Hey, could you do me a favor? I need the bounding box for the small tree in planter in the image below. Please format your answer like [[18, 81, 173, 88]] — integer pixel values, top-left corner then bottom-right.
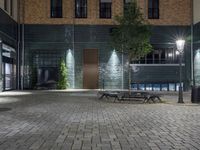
[[57, 59, 69, 89], [111, 0, 152, 93]]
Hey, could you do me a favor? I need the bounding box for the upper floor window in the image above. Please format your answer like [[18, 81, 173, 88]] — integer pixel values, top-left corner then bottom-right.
[[148, 0, 159, 19], [51, 0, 62, 18], [124, 0, 131, 14], [75, 0, 87, 18], [99, 0, 112, 19]]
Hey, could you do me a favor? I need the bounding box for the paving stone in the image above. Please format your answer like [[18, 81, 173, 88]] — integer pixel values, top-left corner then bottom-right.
[[0, 91, 199, 150]]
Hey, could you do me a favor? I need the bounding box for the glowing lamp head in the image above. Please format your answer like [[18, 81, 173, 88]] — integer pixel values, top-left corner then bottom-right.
[[176, 39, 185, 52]]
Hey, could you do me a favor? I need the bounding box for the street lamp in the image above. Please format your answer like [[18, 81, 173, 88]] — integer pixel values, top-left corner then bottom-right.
[[176, 39, 185, 103]]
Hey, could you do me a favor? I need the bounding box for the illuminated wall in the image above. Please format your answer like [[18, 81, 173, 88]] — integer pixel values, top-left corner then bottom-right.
[[66, 49, 75, 88]]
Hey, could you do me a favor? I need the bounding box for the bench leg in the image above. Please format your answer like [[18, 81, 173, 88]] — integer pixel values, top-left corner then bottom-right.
[[143, 97, 148, 103], [99, 94, 105, 100], [157, 96, 162, 102]]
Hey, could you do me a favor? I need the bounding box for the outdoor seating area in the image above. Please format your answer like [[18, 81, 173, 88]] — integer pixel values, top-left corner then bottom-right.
[[98, 90, 162, 103]]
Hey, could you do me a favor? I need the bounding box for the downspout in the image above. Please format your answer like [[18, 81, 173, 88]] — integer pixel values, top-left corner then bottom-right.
[[73, 1, 75, 89], [21, 0, 25, 90], [191, 0, 194, 87], [0, 38, 2, 92], [17, 0, 20, 90]]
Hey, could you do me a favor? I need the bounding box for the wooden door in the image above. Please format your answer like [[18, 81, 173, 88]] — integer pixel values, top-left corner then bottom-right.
[[83, 49, 98, 89]]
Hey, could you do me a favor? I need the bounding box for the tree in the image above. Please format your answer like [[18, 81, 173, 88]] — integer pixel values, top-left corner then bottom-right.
[[57, 59, 69, 89], [111, 0, 152, 92]]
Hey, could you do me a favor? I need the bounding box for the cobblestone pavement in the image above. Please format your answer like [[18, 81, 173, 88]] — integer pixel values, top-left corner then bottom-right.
[[0, 91, 200, 150]]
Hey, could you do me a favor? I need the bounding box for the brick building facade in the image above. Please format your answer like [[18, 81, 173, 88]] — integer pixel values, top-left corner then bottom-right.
[[0, 0, 195, 91]]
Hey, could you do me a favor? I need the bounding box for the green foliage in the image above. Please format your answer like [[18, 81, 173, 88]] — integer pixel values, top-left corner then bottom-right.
[[111, 0, 152, 60], [57, 59, 69, 89]]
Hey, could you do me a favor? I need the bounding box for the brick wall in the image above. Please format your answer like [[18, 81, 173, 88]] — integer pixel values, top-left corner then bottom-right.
[[20, 0, 192, 26]]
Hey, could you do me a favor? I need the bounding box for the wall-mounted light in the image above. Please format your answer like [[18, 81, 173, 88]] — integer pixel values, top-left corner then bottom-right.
[[66, 49, 75, 89], [176, 51, 180, 55], [168, 53, 173, 57], [176, 39, 185, 53]]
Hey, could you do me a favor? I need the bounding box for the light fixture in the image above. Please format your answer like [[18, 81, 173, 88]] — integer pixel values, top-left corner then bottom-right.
[[176, 39, 185, 103], [168, 53, 173, 57], [176, 51, 180, 55], [176, 39, 185, 53]]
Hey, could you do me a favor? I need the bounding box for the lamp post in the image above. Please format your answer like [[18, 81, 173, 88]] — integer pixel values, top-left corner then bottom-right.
[[176, 39, 185, 103]]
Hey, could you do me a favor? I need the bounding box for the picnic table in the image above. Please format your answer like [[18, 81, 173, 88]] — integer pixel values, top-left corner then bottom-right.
[[98, 91, 162, 103]]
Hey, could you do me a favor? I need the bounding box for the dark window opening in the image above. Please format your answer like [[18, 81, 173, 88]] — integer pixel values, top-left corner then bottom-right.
[[124, 0, 131, 14], [100, 0, 112, 19], [148, 0, 159, 19], [51, 0, 62, 18], [75, 0, 87, 18]]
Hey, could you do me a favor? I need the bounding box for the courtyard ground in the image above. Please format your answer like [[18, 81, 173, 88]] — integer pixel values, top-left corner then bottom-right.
[[0, 90, 199, 150]]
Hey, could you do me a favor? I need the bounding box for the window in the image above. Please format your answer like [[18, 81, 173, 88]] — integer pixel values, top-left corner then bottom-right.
[[169, 83, 175, 91], [161, 84, 168, 91], [148, 0, 159, 19], [100, 0, 112, 19], [51, 0, 62, 18], [153, 84, 160, 91], [75, 0, 87, 18], [138, 84, 145, 90], [124, 0, 131, 14], [146, 84, 152, 91], [133, 48, 182, 64], [132, 84, 138, 90], [4, 0, 8, 11]]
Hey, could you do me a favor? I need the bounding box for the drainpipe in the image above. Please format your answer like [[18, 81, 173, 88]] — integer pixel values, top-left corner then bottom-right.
[[191, 0, 194, 87], [17, 0, 20, 90], [0, 38, 2, 92], [73, 1, 75, 89], [21, 0, 25, 90]]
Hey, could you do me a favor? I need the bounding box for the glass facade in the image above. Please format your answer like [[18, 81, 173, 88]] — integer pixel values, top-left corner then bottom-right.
[[24, 49, 65, 89], [132, 83, 183, 91], [2, 44, 16, 90], [133, 48, 181, 64]]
